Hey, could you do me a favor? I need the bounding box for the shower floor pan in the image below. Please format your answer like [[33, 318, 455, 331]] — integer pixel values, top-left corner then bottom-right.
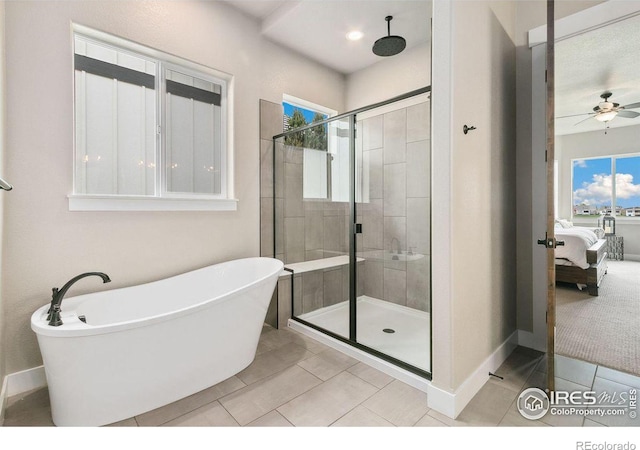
[[297, 296, 430, 372]]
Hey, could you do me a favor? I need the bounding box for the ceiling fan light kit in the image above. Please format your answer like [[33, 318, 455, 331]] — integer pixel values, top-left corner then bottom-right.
[[559, 91, 640, 129], [595, 110, 617, 122]]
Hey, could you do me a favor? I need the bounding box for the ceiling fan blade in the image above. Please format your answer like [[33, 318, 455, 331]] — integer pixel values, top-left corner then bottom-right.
[[621, 102, 640, 110], [574, 115, 595, 126], [616, 110, 640, 118], [558, 112, 593, 119]]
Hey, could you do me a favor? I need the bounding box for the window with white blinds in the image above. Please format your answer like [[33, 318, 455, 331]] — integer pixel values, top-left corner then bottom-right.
[[71, 27, 234, 211]]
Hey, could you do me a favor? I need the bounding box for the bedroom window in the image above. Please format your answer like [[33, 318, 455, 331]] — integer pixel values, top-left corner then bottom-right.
[[572, 155, 640, 218], [70, 25, 235, 211]]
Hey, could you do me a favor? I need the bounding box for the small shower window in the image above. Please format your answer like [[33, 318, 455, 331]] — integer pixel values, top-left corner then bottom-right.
[[282, 95, 339, 201], [69, 25, 235, 211]]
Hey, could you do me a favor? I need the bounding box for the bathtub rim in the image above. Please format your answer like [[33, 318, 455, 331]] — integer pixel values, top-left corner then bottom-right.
[[31, 257, 283, 338]]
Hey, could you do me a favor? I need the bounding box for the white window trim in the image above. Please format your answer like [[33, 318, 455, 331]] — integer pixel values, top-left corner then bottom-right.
[[282, 94, 337, 119], [70, 23, 236, 211], [68, 195, 238, 212]]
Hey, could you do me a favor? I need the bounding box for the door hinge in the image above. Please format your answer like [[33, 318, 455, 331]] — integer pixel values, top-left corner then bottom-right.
[[545, 70, 547, 83]]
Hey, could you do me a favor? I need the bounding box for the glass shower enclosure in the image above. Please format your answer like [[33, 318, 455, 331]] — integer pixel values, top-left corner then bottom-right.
[[272, 87, 431, 377]]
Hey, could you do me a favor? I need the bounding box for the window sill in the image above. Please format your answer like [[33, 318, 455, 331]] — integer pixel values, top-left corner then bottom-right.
[[573, 218, 640, 226], [68, 195, 238, 212]]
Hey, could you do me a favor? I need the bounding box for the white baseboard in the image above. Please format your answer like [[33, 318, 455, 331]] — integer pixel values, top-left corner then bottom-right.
[[0, 376, 7, 425], [6, 365, 47, 397], [444, 330, 519, 419]]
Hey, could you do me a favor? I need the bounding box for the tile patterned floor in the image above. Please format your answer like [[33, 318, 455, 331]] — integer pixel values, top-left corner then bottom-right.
[[3, 324, 639, 427]]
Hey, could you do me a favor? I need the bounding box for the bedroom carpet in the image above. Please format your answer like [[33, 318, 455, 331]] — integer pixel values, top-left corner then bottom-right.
[[556, 260, 640, 377]]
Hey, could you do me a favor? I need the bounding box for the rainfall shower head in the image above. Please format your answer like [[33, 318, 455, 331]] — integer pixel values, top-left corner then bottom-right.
[[372, 16, 406, 57]]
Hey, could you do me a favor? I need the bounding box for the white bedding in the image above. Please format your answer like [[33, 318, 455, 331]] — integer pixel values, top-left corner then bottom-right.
[[554, 225, 599, 269]]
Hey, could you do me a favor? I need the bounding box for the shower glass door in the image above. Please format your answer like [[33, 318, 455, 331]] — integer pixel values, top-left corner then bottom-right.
[[354, 94, 431, 372], [277, 88, 431, 377], [283, 117, 354, 341]]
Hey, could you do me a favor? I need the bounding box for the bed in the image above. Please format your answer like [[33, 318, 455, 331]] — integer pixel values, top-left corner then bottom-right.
[[554, 222, 608, 296]]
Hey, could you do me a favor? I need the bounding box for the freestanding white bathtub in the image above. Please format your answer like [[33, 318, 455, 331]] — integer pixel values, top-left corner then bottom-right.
[[31, 257, 283, 426]]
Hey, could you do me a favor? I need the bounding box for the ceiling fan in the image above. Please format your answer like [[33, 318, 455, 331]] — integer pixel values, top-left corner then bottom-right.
[[559, 92, 640, 125]]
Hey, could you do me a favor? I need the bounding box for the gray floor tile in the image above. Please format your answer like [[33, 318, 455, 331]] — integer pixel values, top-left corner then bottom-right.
[[596, 366, 640, 389], [555, 355, 598, 388], [135, 376, 246, 426], [489, 347, 544, 393], [162, 401, 239, 427], [523, 370, 548, 390], [362, 380, 429, 426], [281, 328, 331, 354], [521, 371, 587, 427], [413, 412, 449, 427], [4, 388, 53, 427], [583, 418, 606, 427], [255, 325, 290, 355], [426, 409, 457, 426], [330, 405, 395, 427], [346, 362, 395, 389], [586, 377, 640, 427], [297, 347, 359, 381], [498, 408, 550, 427], [277, 371, 378, 426], [236, 341, 316, 385], [448, 382, 517, 427], [245, 410, 293, 427], [220, 365, 322, 426], [106, 417, 139, 427]]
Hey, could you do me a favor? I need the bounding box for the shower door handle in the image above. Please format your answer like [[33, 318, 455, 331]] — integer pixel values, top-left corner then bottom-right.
[[355, 223, 363, 234]]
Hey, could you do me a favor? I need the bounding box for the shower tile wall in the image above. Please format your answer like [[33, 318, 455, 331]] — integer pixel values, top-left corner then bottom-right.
[[259, 99, 430, 327], [359, 101, 431, 312], [259, 99, 361, 327], [276, 142, 365, 317], [259, 99, 283, 328]]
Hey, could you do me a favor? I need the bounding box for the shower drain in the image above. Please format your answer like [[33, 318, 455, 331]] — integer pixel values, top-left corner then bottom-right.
[[382, 328, 395, 334]]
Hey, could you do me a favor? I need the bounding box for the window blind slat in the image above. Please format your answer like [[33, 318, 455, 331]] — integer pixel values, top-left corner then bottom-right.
[[75, 54, 155, 89]]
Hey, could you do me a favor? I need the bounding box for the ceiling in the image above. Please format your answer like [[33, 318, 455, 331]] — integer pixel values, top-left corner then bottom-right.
[[555, 12, 640, 135], [223, 0, 432, 75]]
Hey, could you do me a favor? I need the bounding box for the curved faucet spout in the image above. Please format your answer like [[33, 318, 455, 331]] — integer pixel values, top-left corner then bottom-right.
[[47, 272, 111, 326]]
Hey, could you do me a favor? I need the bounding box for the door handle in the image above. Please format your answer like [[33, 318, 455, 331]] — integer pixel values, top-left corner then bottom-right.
[[537, 233, 563, 248]]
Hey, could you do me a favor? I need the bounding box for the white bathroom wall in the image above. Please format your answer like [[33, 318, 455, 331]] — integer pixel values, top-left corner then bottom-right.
[[2, 0, 345, 375], [0, 0, 6, 423], [345, 42, 431, 111], [448, 0, 517, 390]]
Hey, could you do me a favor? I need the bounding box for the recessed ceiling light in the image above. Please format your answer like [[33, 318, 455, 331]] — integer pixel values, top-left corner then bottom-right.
[[346, 31, 364, 41]]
